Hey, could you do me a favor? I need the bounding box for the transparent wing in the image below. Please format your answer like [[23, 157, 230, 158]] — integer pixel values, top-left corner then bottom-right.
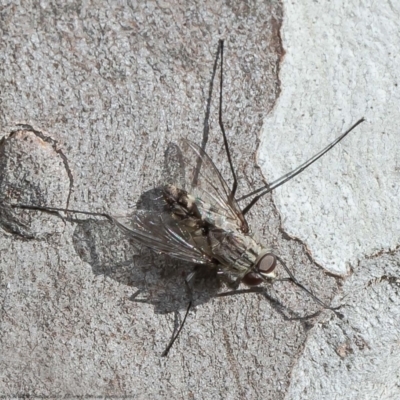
[[178, 140, 248, 232], [112, 188, 213, 265], [113, 211, 212, 265], [112, 140, 248, 264]]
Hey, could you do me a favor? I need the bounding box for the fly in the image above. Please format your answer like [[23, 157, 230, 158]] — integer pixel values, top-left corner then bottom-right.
[[10, 40, 365, 356]]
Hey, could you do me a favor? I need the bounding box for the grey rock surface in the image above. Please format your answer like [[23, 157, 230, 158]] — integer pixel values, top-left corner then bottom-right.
[[260, 2, 400, 399], [0, 1, 398, 399]]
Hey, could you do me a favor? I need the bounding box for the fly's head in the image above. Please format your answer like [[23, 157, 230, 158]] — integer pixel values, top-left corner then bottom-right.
[[242, 252, 277, 287]]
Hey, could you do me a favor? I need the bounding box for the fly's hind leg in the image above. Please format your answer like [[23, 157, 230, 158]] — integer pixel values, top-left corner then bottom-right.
[[161, 266, 198, 357]]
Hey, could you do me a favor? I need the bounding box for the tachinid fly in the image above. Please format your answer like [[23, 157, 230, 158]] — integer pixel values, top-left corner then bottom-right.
[[11, 40, 364, 356]]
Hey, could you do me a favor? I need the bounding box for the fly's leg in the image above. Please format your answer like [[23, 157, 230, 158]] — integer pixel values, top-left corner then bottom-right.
[[240, 118, 365, 215], [217, 40, 238, 203], [274, 256, 343, 317], [192, 39, 220, 187], [214, 287, 336, 321], [161, 268, 197, 357], [272, 277, 344, 320], [214, 257, 345, 322], [194, 39, 239, 202], [214, 256, 343, 320], [217, 270, 242, 290]]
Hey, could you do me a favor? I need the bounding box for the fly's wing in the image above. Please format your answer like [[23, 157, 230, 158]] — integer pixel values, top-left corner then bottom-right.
[[112, 195, 213, 265], [112, 140, 248, 264], [179, 140, 248, 233], [113, 209, 212, 265]]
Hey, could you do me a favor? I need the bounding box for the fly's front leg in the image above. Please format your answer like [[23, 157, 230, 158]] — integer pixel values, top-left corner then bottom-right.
[[184, 267, 199, 302], [216, 270, 242, 290]]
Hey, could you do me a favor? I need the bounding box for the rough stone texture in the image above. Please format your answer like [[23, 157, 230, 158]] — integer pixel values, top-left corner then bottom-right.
[[259, 0, 400, 276], [258, 1, 400, 399], [0, 1, 398, 399], [0, 128, 71, 238], [287, 252, 400, 399]]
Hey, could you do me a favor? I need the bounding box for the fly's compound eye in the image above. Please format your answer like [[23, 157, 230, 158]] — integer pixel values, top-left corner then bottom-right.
[[257, 253, 277, 278], [242, 253, 277, 287]]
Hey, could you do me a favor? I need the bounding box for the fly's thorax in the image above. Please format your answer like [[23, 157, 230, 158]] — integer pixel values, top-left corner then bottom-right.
[[163, 184, 201, 220], [162, 184, 237, 232], [161, 184, 214, 258], [207, 230, 268, 277]]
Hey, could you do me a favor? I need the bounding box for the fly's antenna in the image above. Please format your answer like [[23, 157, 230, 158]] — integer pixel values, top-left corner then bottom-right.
[[240, 118, 365, 215], [217, 39, 239, 203]]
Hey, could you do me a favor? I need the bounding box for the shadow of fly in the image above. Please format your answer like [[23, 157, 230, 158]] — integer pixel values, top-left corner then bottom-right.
[[12, 40, 364, 356]]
